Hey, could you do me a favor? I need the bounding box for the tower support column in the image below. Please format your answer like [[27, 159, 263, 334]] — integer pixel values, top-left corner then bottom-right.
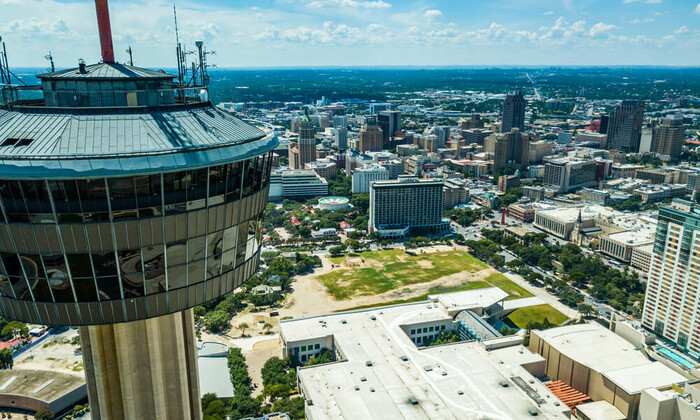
[[79, 309, 202, 420]]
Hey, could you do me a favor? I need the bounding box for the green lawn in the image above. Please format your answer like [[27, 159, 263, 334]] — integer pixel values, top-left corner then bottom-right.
[[322, 249, 486, 300], [505, 304, 568, 329]]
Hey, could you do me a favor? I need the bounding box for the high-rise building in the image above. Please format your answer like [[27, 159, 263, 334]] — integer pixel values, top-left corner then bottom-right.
[[0, 2, 277, 418], [484, 130, 531, 174], [332, 115, 348, 129], [543, 158, 598, 192], [650, 114, 684, 158], [289, 142, 300, 169], [606, 100, 645, 152], [599, 115, 610, 135], [460, 114, 485, 130], [269, 169, 329, 201], [369, 103, 392, 114], [528, 141, 554, 164], [427, 126, 449, 149], [642, 199, 700, 360], [369, 178, 446, 237], [377, 110, 401, 147], [335, 127, 348, 150], [501, 89, 526, 133], [351, 164, 389, 194], [358, 117, 384, 153], [297, 115, 317, 168], [462, 128, 492, 146]]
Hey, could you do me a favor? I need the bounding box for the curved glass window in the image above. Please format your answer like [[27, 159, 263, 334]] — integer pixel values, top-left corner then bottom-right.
[[0, 153, 273, 225]]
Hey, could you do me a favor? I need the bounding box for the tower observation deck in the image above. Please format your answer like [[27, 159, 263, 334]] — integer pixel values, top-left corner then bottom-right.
[[0, 1, 278, 419]]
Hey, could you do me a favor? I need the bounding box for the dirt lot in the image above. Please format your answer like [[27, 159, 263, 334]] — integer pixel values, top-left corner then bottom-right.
[[14, 328, 84, 376]]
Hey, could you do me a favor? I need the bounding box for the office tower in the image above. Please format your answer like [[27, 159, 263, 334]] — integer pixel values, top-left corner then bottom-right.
[[351, 164, 389, 194], [642, 199, 700, 360], [297, 115, 317, 167], [289, 142, 300, 169], [574, 132, 607, 148], [501, 89, 526, 133], [650, 114, 685, 158], [358, 117, 384, 153], [369, 103, 392, 114], [369, 178, 445, 237], [606, 100, 645, 152], [599, 115, 610, 135], [377, 110, 401, 147], [0, 2, 277, 418], [462, 128, 492, 146], [484, 130, 531, 174], [332, 115, 348, 129], [460, 114, 485, 130], [269, 169, 329, 201], [335, 127, 348, 150], [542, 158, 597, 192], [528, 141, 554, 164], [426, 126, 449, 149]]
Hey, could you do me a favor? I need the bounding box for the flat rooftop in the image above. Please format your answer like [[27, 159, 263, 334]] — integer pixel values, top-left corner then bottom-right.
[[575, 401, 625, 420], [198, 342, 235, 400], [430, 287, 508, 313], [605, 230, 654, 247], [535, 205, 619, 223], [281, 293, 571, 419], [535, 324, 685, 394], [0, 369, 84, 403]]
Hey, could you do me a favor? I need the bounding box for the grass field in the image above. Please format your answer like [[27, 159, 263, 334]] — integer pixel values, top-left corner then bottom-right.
[[505, 304, 568, 329], [321, 249, 532, 303], [322, 249, 486, 300]]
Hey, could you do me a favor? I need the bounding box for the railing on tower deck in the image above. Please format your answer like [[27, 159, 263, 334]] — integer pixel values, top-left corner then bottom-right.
[[1, 84, 213, 109]]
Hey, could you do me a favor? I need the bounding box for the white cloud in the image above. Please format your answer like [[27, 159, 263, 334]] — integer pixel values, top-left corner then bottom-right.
[[623, 0, 662, 3], [674, 26, 689, 34], [423, 9, 442, 20], [695, 3, 700, 13], [629, 18, 654, 23], [304, 0, 391, 9], [543, 11, 554, 15], [589, 22, 616, 37]]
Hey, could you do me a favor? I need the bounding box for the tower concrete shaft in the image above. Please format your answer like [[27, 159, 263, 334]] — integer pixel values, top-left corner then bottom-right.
[[79, 309, 202, 420]]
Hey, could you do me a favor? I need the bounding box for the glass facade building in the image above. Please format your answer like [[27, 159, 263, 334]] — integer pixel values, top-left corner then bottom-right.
[[0, 63, 278, 326]]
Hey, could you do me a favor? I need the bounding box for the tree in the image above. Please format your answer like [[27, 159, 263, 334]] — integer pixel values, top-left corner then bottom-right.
[[35, 408, 54, 420], [203, 310, 230, 333], [228, 394, 261, 419], [350, 193, 370, 214], [578, 303, 595, 318], [0, 349, 13, 370], [345, 238, 360, 251], [305, 348, 334, 366], [272, 397, 305, 420], [1, 321, 27, 339], [329, 245, 346, 257], [489, 254, 505, 269], [263, 323, 273, 334], [237, 323, 250, 337]]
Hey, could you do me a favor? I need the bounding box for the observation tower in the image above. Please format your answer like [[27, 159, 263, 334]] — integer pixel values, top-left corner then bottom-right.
[[0, 1, 277, 418]]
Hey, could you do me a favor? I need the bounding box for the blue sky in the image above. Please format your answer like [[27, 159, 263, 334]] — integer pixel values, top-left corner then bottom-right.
[[1, 0, 699, 68]]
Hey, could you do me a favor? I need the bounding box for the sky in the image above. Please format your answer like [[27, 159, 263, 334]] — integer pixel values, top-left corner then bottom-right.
[[1, 0, 699, 68]]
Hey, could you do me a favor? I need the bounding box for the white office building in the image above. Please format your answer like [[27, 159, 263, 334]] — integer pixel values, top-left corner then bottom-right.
[[269, 169, 328, 201], [352, 164, 389, 194]]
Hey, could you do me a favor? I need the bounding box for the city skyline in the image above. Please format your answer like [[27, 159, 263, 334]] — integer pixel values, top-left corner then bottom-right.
[[2, 0, 700, 68]]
